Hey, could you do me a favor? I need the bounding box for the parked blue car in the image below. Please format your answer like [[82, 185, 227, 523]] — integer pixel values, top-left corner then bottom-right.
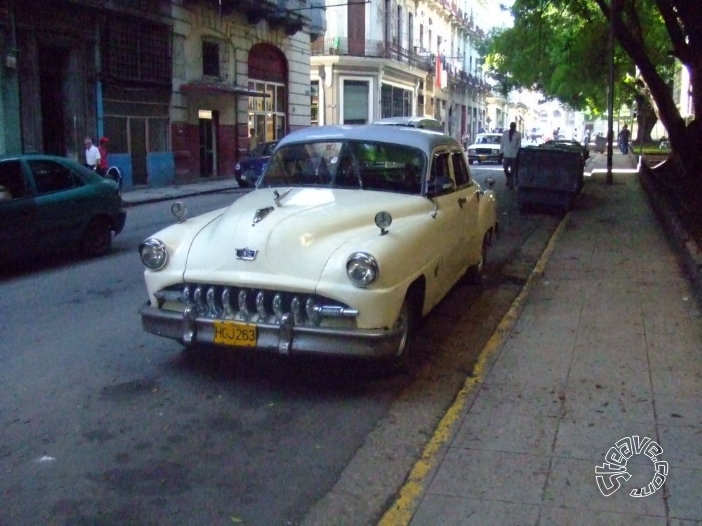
[[234, 141, 279, 188]]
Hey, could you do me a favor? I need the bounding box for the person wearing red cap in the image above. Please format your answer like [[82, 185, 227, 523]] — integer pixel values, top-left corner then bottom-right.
[[97, 137, 109, 176]]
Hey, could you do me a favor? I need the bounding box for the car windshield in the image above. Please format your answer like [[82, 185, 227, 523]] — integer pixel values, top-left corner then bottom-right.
[[250, 142, 277, 157], [476, 135, 500, 144], [260, 140, 426, 194]]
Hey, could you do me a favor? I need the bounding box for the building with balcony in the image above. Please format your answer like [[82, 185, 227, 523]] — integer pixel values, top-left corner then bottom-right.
[[310, 0, 496, 142]]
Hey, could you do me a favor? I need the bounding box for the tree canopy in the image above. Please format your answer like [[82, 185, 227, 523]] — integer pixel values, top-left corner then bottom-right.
[[484, 0, 700, 178]]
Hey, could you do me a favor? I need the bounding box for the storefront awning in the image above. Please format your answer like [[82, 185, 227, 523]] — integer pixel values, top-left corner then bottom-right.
[[180, 82, 270, 97]]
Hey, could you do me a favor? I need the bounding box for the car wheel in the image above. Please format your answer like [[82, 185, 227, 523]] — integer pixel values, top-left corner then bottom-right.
[[466, 234, 488, 284], [81, 217, 112, 257], [387, 289, 421, 372], [468, 159, 474, 165]]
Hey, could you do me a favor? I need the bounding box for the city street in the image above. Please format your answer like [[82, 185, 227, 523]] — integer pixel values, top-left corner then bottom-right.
[[0, 165, 564, 525]]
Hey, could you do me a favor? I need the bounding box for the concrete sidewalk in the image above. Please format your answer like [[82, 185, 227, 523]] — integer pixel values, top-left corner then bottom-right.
[[120, 176, 242, 206], [381, 152, 702, 525]]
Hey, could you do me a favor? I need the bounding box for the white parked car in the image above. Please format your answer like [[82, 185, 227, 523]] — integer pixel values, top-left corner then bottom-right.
[[466, 133, 503, 164], [139, 126, 498, 368]]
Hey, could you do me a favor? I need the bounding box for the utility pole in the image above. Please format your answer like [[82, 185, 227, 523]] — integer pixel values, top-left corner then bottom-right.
[[606, 0, 617, 185]]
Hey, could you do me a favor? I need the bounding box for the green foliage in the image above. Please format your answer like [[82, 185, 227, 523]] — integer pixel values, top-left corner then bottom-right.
[[484, 0, 675, 114]]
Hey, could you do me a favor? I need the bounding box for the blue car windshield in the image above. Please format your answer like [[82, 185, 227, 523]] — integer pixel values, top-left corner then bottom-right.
[[259, 140, 426, 195], [250, 142, 277, 157]]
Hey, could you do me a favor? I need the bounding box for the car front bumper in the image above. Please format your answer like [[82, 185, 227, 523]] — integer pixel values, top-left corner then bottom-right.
[[468, 152, 501, 162], [140, 302, 405, 358]]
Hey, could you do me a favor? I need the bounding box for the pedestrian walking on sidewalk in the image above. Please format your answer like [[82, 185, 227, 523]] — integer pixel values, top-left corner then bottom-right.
[[618, 124, 631, 154], [248, 128, 259, 153], [500, 122, 521, 189], [83, 137, 101, 172], [97, 136, 109, 176]]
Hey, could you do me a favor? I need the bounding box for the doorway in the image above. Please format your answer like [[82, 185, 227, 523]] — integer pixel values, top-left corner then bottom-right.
[[199, 110, 217, 177], [130, 118, 147, 185], [38, 46, 69, 156]]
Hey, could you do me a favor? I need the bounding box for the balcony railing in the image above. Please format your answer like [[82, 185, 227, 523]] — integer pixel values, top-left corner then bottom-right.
[[312, 37, 492, 95], [311, 37, 435, 73]]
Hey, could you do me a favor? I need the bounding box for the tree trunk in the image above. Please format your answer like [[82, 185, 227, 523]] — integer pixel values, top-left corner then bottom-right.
[[593, 0, 701, 181], [634, 98, 657, 144], [676, 119, 702, 183]]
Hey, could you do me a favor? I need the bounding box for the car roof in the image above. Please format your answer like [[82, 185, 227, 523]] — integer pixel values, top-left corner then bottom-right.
[[372, 116, 443, 130], [0, 153, 78, 163], [277, 125, 457, 151]]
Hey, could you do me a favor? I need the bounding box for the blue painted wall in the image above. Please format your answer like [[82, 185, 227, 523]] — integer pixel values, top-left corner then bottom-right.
[[107, 154, 133, 188], [147, 152, 175, 187]]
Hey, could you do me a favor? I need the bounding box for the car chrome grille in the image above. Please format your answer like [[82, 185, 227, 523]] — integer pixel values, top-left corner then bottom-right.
[[154, 284, 358, 327]]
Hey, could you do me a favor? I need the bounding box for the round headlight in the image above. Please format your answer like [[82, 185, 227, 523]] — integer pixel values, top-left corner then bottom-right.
[[346, 252, 379, 288], [139, 238, 168, 270]]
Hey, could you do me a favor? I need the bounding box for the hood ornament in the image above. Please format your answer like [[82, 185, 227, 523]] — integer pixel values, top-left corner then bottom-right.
[[253, 206, 274, 225], [272, 187, 292, 207]]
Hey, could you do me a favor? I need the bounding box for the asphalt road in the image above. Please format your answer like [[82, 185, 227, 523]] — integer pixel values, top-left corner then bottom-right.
[[0, 166, 562, 526]]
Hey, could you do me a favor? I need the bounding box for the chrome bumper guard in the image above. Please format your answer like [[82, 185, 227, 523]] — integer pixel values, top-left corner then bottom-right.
[[140, 303, 405, 358]]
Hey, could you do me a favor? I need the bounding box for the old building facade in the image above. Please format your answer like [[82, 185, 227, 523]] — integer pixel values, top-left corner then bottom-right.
[[0, 0, 324, 187], [170, 0, 324, 182], [310, 0, 495, 143]]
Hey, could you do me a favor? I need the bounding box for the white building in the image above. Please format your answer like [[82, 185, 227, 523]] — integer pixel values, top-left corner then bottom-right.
[[311, 0, 503, 142]]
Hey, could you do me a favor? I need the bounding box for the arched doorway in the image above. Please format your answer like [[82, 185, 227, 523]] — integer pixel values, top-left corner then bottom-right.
[[247, 44, 288, 149]]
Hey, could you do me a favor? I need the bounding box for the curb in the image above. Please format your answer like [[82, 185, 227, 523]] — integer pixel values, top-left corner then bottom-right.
[[377, 209, 573, 525], [121, 181, 243, 207]]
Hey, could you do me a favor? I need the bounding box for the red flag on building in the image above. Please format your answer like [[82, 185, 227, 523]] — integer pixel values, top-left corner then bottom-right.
[[435, 54, 442, 89]]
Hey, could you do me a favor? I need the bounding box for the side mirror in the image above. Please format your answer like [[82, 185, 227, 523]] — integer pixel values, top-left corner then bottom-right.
[[485, 177, 496, 190], [427, 176, 454, 195]]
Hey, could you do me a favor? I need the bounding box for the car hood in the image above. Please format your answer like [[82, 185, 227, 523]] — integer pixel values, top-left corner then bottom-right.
[[238, 156, 269, 168], [183, 187, 426, 288]]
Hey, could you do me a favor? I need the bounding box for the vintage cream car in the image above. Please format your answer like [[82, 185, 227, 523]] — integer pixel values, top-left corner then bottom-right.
[[139, 125, 498, 367]]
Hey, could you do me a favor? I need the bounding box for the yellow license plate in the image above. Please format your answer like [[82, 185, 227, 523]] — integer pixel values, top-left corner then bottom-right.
[[213, 320, 257, 347], [479, 155, 487, 160]]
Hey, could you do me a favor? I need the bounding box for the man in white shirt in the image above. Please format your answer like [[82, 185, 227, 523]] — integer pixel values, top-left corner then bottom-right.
[[500, 122, 521, 189], [84, 137, 101, 170]]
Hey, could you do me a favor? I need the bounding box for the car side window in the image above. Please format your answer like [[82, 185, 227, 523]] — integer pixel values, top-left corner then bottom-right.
[[451, 151, 471, 187], [0, 160, 27, 199], [28, 160, 83, 195], [429, 152, 454, 195]]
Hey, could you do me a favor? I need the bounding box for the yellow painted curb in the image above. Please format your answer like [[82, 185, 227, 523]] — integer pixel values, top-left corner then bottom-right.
[[378, 211, 572, 526]]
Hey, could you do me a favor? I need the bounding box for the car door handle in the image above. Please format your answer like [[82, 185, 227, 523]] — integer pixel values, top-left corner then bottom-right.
[[458, 197, 467, 208], [476, 189, 484, 201]]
